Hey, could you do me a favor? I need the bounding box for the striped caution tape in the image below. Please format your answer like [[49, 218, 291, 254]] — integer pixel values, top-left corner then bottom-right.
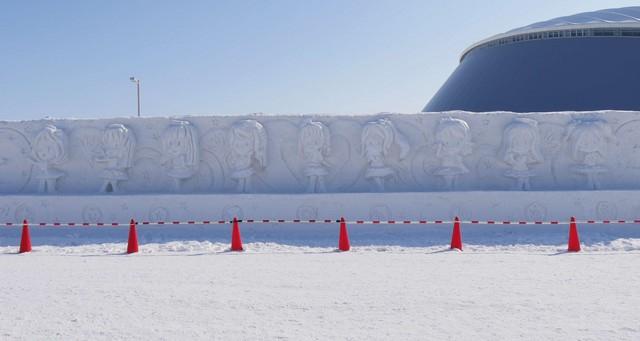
[[3, 218, 640, 227]]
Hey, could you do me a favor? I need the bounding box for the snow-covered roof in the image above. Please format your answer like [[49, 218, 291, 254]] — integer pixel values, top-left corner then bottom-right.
[[507, 6, 640, 34], [461, 7, 640, 61]]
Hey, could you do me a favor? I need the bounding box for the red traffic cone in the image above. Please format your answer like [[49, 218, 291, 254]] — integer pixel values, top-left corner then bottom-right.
[[338, 217, 350, 251], [450, 216, 462, 251], [567, 216, 581, 252], [19, 219, 32, 254], [231, 217, 243, 251], [127, 219, 139, 254]]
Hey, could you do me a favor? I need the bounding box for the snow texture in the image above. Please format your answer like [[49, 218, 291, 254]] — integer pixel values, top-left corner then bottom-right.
[[0, 190, 638, 225], [2, 222, 640, 340], [2, 111, 640, 339], [1, 241, 640, 340], [3, 111, 640, 222], [3, 111, 640, 195]]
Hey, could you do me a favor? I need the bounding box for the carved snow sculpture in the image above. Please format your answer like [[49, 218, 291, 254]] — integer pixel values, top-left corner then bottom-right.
[[298, 119, 331, 193], [361, 118, 409, 192], [433, 117, 472, 190], [95, 124, 136, 193], [228, 119, 267, 193], [501, 118, 543, 190], [29, 125, 67, 193], [565, 119, 613, 190], [161, 120, 200, 191]]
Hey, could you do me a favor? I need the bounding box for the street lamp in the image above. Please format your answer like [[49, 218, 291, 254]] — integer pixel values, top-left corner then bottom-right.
[[129, 76, 141, 117]]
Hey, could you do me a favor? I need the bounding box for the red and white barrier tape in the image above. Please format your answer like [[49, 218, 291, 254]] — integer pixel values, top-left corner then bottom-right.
[[3, 218, 640, 227]]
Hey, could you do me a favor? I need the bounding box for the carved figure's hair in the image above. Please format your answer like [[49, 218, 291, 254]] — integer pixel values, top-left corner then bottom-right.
[[435, 117, 472, 155], [32, 125, 67, 164], [163, 120, 199, 167], [565, 119, 614, 160], [502, 118, 543, 163], [298, 119, 330, 156], [230, 119, 267, 168], [103, 124, 136, 168], [361, 118, 410, 159]]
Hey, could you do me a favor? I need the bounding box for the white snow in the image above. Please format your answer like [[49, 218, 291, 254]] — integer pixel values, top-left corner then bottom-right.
[[5, 110, 640, 197], [2, 223, 640, 340], [5, 111, 640, 227]]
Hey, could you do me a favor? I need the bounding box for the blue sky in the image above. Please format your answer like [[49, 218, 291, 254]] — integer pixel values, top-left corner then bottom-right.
[[1, 0, 638, 119]]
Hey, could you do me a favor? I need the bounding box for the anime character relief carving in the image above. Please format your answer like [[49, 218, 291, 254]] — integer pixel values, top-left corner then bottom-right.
[[94, 124, 136, 193], [565, 119, 613, 189], [5, 113, 638, 195], [298, 119, 331, 193], [433, 118, 472, 190], [161, 120, 200, 191], [228, 120, 267, 193], [501, 118, 543, 190], [30, 125, 67, 193], [361, 118, 409, 192]]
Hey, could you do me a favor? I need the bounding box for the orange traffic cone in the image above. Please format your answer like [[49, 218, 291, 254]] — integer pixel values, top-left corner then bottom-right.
[[450, 216, 462, 251], [231, 217, 243, 251], [19, 219, 32, 254], [338, 217, 350, 251], [127, 219, 139, 254], [567, 216, 581, 252]]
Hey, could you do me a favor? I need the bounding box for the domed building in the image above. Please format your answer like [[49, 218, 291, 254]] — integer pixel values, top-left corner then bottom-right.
[[424, 7, 640, 113]]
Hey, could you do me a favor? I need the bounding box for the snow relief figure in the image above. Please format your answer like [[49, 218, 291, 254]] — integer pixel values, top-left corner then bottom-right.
[[565, 119, 613, 190], [501, 118, 543, 190], [228, 120, 267, 193], [434, 117, 472, 190], [29, 125, 67, 193], [361, 118, 409, 192], [95, 124, 136, 193], [161, 120, 200, 191], [298, 119, 331, 193]]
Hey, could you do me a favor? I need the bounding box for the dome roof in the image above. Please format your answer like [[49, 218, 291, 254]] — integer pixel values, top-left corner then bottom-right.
[[508, 6, 640, 34], [423, 7, 640, 113], [461, 7, 640, 61]]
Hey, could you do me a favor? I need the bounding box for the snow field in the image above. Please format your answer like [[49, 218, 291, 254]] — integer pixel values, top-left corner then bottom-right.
[[1, 248, 640, 340], [1, 223, 640, 340], [2, 221, 640, 252]]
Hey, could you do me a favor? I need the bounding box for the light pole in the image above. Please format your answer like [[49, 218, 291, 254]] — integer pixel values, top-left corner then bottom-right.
[[129, 76, 141, 117]]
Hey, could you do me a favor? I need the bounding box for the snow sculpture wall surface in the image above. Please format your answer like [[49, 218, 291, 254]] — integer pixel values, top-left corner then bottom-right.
[[0, 191, 637, 223], [162, 120, 200, 191], [501, 118, 543, 190], [228, 119, 267, 193], [361, 118, 409, 192], [95, 123, 136, 193], [30, 124, 67, 193], [2, 110, 640, 195], [299, 119, 331, 193]]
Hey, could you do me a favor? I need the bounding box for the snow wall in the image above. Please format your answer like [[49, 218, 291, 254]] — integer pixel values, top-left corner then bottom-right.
[[1, 110, 640, 222]]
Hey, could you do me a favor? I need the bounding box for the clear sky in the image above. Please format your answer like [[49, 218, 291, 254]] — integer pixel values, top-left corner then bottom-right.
[[1, 0, 638, 120]]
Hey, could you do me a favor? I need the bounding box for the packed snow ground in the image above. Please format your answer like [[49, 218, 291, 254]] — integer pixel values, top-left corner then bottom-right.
[[1, 224, 640, 340]]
